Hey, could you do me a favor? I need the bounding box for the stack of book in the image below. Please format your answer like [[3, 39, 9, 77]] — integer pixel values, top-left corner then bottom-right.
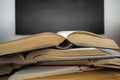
[[0, 30, 120, 80]]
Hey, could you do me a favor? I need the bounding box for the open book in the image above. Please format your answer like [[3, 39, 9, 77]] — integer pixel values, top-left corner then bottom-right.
[[0, 48, 115, 65], [0, 31, 119, 56], [8, 66, 100, 80]]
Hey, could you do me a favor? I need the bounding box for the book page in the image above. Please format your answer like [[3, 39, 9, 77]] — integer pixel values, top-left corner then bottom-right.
[[57, 31, 76, 38], [8, 66, 79, 80]]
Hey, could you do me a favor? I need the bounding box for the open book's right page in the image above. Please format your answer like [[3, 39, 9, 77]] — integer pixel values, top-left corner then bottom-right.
[[66, 31, 119, 49]]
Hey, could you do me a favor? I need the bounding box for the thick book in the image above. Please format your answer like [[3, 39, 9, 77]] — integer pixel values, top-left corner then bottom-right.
[[1, 69, 120, 80], [8, 66, 100, 80], [9, 69, 120, 80], [0, 31, 119, 56], [0, 48, 114, 65]]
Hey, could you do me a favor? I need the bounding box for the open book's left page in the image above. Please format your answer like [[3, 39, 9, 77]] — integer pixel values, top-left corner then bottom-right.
[[0, 32, 65, 56]]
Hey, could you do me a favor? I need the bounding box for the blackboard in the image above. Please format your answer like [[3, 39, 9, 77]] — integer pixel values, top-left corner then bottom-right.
[[16, 0, 104, 34]]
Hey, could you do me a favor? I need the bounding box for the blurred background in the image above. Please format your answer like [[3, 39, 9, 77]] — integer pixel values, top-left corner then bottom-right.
[[0, 0, 120, 46]]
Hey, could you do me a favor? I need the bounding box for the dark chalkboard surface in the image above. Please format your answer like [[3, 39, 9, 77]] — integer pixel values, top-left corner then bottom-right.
[[16, 0, 104, 34]]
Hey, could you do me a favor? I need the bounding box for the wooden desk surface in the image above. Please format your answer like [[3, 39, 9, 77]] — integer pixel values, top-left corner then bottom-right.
[[1, 69, 120, 80]]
